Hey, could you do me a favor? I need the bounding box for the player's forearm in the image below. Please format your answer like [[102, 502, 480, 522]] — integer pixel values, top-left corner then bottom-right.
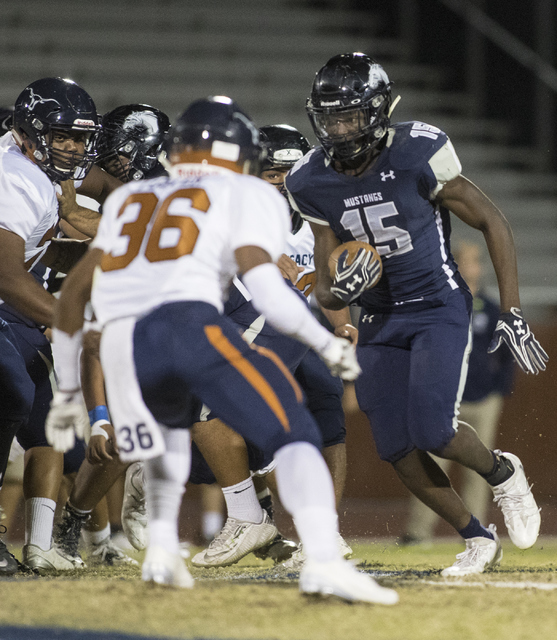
[[319, 305, 353, 330], [80, 333, 107, 411], [314, 280, 348, 310], [481, 217, 521, 312], [0, 275, 54, 326], [60, 206, 100, 239]]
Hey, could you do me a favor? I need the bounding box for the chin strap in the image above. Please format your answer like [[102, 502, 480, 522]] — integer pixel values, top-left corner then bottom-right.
[[389, 95, 401, 117]]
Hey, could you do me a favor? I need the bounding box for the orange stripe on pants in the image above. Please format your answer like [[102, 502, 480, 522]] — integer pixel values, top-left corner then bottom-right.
[[204, 325, 291, 432], [252, 344, 304, 404]]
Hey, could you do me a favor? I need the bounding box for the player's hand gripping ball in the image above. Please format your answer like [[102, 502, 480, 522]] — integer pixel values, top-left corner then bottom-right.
[[328, 241, 382, 303]]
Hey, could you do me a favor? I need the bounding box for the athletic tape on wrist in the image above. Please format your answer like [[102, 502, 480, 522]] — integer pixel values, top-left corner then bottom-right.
[[90, 421, 110, 440]]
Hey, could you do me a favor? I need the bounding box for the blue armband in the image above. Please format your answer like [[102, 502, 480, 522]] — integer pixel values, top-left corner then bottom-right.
[[88, 405, 110, 426]]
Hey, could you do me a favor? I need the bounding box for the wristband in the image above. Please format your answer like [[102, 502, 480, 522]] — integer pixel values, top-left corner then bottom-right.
[[88, 405, 109, 425], [90, 423, 109, 439]]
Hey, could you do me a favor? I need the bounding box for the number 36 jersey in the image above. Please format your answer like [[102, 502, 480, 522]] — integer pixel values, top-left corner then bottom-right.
[[91, 165, 291, 327], [285, 121, 469, 313]]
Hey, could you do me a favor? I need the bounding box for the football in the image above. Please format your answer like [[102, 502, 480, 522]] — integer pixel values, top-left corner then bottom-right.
[[328, 240, 383, 287]]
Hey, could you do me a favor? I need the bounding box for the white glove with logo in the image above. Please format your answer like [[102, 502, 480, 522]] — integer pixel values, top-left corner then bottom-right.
[[318, 336, 362, 381], [45, 389, 89, 452]]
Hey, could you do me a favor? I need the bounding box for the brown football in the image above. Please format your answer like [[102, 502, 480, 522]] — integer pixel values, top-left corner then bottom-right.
[[328, 240, 383, 288]]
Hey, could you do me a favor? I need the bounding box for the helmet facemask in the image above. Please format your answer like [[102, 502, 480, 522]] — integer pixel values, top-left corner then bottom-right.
[[24, 124, 99, 182], [96, 105, 171, 182], [307, 88, 391, 169]]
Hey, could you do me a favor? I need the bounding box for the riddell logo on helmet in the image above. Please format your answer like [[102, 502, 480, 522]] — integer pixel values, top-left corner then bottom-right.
[[320, 100, 341, 106], [73, 119, 96, 127]]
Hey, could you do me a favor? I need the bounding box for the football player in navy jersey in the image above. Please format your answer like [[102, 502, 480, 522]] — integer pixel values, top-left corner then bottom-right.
[[285, 52, 548, 576]]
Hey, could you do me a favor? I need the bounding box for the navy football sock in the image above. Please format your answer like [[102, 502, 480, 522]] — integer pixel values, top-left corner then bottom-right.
[[458, 515, 494, 540]]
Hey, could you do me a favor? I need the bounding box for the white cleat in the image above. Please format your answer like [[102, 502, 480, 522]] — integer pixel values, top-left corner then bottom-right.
[[88, 535, 139, 566], [337, 534, 353, 559], [191, 513, 278, 568], [142, 545, 194, 588], [491, 451, 541, 549], [23, 543, 86, 574], [441, 525, 503, 577], [122, 462, 148, 551], [281, 535, 352, 571], [300, 558, 399, 605]]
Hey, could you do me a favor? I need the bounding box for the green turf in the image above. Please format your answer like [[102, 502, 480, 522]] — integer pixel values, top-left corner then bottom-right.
[[1, 538, 556, 640]]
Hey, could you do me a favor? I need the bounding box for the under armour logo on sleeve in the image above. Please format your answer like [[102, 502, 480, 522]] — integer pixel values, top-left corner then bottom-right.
[[380, 171, 395, 181]]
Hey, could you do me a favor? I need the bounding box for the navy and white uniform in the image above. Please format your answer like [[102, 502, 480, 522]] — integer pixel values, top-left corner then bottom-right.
[[286, 121, 471, 463], [0, 133, 59, 485], [0, 133, 87, 479], [90, 163, 322, 463]]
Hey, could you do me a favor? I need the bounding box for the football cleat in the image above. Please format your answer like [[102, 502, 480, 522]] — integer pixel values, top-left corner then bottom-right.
[[337, 533, 353, 559], [491, 451, 541, 549], [300, 558, 399, 605], [122, 462, 149, 551], [54, 502, 89, 559], [253, 533, 298, 564], [0, 536, 19, 576], [22, 543, 86, 574], [88, 535, 139, 566], [281, 535, 352, 571], [441, 525, 502, 577], [142, 545, 194, 588], [281, 545, 305, 571], [191, 513, 278, 568]]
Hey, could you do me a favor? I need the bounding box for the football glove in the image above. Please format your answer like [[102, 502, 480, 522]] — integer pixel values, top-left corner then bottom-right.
[[319, 336, 362, 381], [45, 389, 89, 452], [488, 307, 548, 374], [330, 248, 381, 304]]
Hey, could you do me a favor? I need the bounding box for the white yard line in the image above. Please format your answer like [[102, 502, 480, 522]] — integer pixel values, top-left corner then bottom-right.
[[421, 580, 557, 590]]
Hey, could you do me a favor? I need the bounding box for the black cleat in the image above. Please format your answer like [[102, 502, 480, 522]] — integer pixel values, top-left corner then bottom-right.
[[253, 533, 298, 564], [0, 532, 19, 576], [54, 502, 89, 560]]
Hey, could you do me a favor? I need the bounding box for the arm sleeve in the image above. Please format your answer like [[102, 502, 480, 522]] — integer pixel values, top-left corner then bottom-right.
[[242, 262, 334, 354]]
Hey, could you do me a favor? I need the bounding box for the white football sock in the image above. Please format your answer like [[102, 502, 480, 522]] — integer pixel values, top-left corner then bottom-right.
[[25, 497, 56, 551], [222, 477, 264, 524], [202, 511, 225, 540], [144, 426, 191, 555], [82, 523, 111, 547], [274, 442, 339, 563]]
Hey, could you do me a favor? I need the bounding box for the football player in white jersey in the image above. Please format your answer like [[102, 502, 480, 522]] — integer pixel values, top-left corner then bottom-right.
[[0, 77, 104, 574], [45, 96, 398, 604], [189, 124, 356, 569]]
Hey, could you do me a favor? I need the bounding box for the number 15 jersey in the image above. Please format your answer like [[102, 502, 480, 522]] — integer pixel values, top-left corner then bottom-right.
[[285, 121, 469, 313], [91, 164, 291, 328]]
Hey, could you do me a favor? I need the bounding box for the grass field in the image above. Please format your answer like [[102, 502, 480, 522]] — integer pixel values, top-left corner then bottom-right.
[[1, 537, 557, 640]]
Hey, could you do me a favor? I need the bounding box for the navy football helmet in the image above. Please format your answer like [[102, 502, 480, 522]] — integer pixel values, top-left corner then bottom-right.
[[306, 53, 392, 168], [0, 106, 13, 137], [12, 77, 100, 181], [259, 124, 311, 171], [97, 104, 171, 182], [259, 124, 311, 232], [164, 96, 263, 175]]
